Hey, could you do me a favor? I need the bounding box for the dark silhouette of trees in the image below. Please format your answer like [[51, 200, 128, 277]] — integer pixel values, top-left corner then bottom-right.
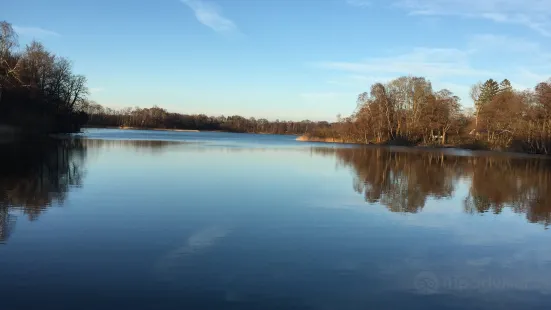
[[316, 147, 551, 227], [0, 21, 88, 135]]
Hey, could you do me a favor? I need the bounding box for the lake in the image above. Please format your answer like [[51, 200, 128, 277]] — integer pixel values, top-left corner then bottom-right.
[[1, 128, 550, 310]]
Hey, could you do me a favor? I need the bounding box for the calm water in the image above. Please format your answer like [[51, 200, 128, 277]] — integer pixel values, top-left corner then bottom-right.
[[1, 129, 551, 310]]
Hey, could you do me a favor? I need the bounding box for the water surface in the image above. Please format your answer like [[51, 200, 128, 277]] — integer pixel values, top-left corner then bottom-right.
[[1, 129, 550, 310]]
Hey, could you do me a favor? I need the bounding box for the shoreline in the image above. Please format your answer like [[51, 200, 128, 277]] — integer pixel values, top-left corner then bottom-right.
[[120, 127, 200, 132], [84, 126, 298, 135], [295, 135, 345, 143], [295, 135, 551, 159], [84, 126, 200, 132]]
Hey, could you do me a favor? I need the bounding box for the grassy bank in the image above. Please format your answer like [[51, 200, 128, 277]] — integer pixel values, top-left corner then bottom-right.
[[295, 135, 345, 143]]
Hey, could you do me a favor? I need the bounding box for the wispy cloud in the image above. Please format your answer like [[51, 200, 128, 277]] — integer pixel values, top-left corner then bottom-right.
[[314, 33, 551, 106], [394, 0, 551, 37], [181, 0, 238, 34], [313, 48, 489, 106], [13, 26, 60, 37], [468, 34, 551, 63], [465, 34, 551, 89], [469, 34, 539, 53], [316, 47, 492, 78], [346, 0, 371, 8], [514, 69, 551, 90]]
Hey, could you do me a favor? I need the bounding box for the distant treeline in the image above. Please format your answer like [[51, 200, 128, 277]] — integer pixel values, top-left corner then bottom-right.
[[84, 103, 331, 135], [305, 76, 551, 154], [0, 21, 88, 134]]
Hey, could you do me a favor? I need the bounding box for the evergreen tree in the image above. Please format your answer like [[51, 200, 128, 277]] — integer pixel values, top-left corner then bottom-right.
[[499, 79, 513, 93], [479, 79, 500, 104]]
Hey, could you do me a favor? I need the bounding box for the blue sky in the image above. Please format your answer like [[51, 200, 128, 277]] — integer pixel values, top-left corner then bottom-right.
[[4, 0, 551, 121]]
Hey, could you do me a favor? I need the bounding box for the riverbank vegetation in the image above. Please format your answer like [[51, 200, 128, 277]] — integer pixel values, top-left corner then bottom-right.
[[305, 76, 551, 154], [0, 21, 88, 135]]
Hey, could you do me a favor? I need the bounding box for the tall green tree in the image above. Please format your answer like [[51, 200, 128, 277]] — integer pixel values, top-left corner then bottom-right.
[[479, 79, 500, 104], [499, 79, 513, 93]]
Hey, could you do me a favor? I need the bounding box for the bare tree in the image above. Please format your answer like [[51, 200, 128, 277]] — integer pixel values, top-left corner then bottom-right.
[[470, 82, 482, 127]]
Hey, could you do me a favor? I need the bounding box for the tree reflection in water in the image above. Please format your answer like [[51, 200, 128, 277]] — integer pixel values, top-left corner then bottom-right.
[[2, 140, 550, 244], [82, 138, 184, 155], [315, 147, 551, 227], [0, 138, 87, 242], [0, 138, 179, 243]]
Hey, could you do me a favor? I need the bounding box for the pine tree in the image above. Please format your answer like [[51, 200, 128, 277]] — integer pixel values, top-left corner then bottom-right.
[[479, 79, 500, 104], [499, 79, 512, 93], [473, 79, 499, 130]]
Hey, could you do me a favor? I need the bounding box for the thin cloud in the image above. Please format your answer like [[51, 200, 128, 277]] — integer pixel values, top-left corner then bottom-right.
[[313, 38, 551, 106], [466, 34, 551, 86], [468, 34, 541, 53], [514, 69, 551, 90], [346, 0, 371, 7], [315, 47, 493, 78], [13, 26, 60, 37], [313, 47, 494, 106], [468, 34, 551, 63], [181, 0, 238, 34], [394, 0, 551, 37]]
